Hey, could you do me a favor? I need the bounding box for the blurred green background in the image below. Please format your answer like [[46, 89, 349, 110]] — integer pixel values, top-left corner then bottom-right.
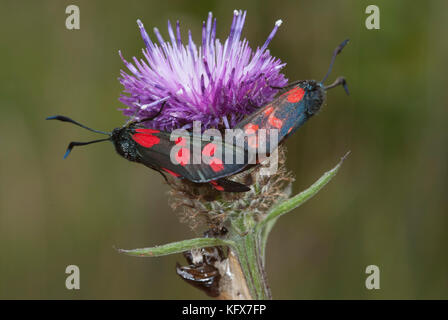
[[0, 0, 447, 299]]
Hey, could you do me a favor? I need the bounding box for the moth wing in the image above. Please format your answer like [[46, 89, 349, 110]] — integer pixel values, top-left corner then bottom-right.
[[234, 89, 308, 150], [132, 129, 252, 183]]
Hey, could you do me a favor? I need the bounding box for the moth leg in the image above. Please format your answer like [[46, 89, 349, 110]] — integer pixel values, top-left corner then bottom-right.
[[144, 162, 171, 185], [210, 179, 250, 193], [157, 169, 170, 185]]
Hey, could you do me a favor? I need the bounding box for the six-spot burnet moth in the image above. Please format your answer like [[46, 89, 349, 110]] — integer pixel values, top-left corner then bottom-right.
[[46, 110, 252, 192], [46, 39, 349, 193], [234, 39, 350, 153]]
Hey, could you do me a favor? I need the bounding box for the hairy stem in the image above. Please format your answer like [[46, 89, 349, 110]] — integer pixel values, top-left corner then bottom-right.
[[231, 231, 271, 299], [225, 155, 347, 299]]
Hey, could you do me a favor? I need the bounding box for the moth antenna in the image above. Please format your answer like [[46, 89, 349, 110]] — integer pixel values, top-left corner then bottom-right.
[[46, 115, 111, 135], [63, 138, 111, 159], [324, 76, 349, 95], [321, 38, 349, 84]]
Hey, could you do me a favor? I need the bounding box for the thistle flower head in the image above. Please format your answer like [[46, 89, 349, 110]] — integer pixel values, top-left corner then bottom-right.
[[119, 10, 288, 131]]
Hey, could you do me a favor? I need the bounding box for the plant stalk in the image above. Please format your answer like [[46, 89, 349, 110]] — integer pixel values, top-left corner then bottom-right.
[[231, 230, 271, 299]]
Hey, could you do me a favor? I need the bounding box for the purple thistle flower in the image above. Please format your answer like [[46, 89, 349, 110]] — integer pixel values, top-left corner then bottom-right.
[[118, 10, 288, 131]]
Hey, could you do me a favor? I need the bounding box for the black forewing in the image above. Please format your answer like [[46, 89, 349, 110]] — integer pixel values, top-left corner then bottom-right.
[[132, 129, 251, 183], [233, 88, 310, 154]]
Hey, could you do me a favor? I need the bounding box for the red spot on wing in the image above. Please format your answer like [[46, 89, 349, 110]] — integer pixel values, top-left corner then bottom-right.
[[135, 128, 160, 134], [175, 148, 190, 166], [162, 168, 181, 178], [202, 143, 217, 157], [209, 157, 224, 172], [286, 87, 305, 103], [132, 132, 160, 148], [210, 181, 224, 191], [268, 114, 283, 129], [175, 136, 187, 146], [248, 135, 258, 148], [264, 106, 274, 116], [288, 126, 293, 134], [202, 144, 223, 172], [244, 123, 259, 135]]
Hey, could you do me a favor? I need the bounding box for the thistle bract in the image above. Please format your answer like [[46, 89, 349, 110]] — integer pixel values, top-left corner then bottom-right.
[[118, 10, 288, 131]]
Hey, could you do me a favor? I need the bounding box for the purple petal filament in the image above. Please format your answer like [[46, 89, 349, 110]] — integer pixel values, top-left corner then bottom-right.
[[119, 10, 288, 131]]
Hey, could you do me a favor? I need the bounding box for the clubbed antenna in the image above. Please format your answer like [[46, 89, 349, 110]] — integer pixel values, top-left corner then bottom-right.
[[46, 115, 111, 135], [325, 76, 349, 95], [321, 39, 349, 84], [46, 115, 112, 158], [63, 139, 111, 159]]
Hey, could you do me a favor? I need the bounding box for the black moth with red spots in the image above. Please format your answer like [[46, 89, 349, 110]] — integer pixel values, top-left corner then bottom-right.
[[46, 113, 251, 192], [111, 121, 251, 192], [46, 39, 349, 192]]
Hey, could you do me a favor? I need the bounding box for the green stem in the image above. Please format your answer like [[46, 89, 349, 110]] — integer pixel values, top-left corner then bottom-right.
[[232, 231, 271, 299], [228, 154, 347, 299], [259, 217, 278, 265]]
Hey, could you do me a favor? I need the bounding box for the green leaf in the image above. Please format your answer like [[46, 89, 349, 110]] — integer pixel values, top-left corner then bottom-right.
[[257, 152, 349, 230], [117, 237, 235, 257]]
